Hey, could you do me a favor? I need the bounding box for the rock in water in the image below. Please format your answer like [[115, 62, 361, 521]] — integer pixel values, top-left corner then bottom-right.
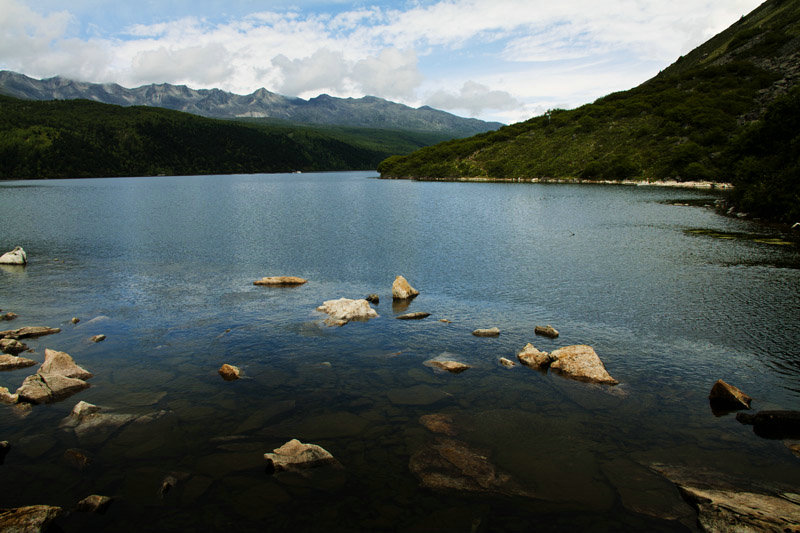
[[75, 495, 113, 514], [499, 357, 516, 368], [365, 294, 380, 304], [218, 364, 241, 381], [316, 298, 378, 326], [396, 312, 430, 320], [1, 312, 17, 321], [0, 441, 9, 464], [392, 275, 419, 300], [39, 349, 93, 380], [709, 379, 752, 412], [424, 360, 471, 374], [0, 353, 37, 371], [16, 373, 91, 404], [253, 276, 307, 286], [534, 325, 559, 338], [549, 345, 618, 385], [264, 439, 338, 472], [89, 334, 106, 343], [0, 326, 61, 339], [0, 506, 62, 531], [0, 246, 27, 265], [516, 343, 552, 370], [736, 410, 800, 439], [0, 387, 18, 404], [0, 338, 27, 355], [679, 485, 800, 532], [472, 327, 500, 337]]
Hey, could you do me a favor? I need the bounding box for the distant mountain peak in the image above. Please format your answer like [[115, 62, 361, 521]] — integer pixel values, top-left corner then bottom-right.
[[0, 71, 502, 136]]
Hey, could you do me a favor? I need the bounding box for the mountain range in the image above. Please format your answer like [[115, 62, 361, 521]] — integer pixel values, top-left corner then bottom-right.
[[0, 71, 501, 137]]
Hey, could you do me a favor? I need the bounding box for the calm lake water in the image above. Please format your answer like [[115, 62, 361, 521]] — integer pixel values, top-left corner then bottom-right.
[[1, 171, 799, 531]]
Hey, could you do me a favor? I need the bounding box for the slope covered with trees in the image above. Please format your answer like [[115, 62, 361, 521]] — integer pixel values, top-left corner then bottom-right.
[[378, 0, 800, 222], [0, 96, 452, 179]]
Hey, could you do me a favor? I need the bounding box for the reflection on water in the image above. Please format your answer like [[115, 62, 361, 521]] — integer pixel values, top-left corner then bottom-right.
[[1, 172, 799, 531]]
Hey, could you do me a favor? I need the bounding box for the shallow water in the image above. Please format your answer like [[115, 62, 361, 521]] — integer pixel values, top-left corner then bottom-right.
[[1, 172, 799, 531]]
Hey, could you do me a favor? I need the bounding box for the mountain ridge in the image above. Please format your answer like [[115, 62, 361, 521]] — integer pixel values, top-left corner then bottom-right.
[[0, 71, 501, 137]]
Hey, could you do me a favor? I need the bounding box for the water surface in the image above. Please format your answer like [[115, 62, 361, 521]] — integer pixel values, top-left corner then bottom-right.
[[1, 172, 799, 531]]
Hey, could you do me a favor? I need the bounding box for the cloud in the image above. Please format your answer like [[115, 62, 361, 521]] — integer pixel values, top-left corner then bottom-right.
[[426, 81, 521, 115], [271, 49, 349, 95], [131, 43, 234, 85], [352, 48, 422, 99]]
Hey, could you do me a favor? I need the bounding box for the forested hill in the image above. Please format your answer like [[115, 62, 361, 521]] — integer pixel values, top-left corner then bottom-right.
[[378, 0, 800, 222], [0, 95, 454, 179]]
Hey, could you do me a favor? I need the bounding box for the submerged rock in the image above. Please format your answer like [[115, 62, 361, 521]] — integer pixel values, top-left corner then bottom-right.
[[409, 438, 534, 498], [0, 505, 62, 532], [1, 312, 17, 321], [709, 379, 752, 413], [736, 410, 800, 439], [316, 298, 378, 326], [253, 276, 307, 286], [1, 338, 28, 355], [534, 325, 559, 338], [472, 327, 500, 337], [549, 345, 618, 385], [392, 275, 419, 300], [264, 439, 339, 472], [396, 312, 430, 320], [63, 448, 92, 470], [424, 359, 471, 374], [89, 334, 106, 343], [0, 326, 61, 339], [419, 414, 457, 436], [0, 353, 37, 371], [59, 400, 164, 442], [0, 246, 27, 265], [516, 343, 553, 370], [218, 364, 241, 381], [365, 294, 380, 304], [75, 494, 113, 514]]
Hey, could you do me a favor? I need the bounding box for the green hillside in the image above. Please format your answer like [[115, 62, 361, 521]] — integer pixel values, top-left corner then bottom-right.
[[0, 95, 451, 179], [378, 0, 800, 222]]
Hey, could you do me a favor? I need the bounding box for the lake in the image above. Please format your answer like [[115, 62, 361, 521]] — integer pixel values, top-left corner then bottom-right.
[[1, 171, 799, 531]]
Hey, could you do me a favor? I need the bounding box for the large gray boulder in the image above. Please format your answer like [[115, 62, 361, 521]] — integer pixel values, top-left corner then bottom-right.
[[0, 246, 27, 265], [549, 345, 618, 385]]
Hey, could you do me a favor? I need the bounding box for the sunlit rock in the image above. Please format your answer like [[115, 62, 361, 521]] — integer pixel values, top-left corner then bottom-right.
[[0, 326, 60, 339], [0, 338, 27, 355], [0, 505, 62, 532], [253, 276, 307, 286], [472, 327, 500, 337], [499, 357, 516, 368], [424, 359, 471, 374], [517, 343, 553, 370], [549, 345, 618, 385], [316, 298, 378, 326], [392, 275, 419, 300], [89, 334, 106, 343], [396, 312, 430, 320], [16, 373, 90, 404], [75, 494, 113, 514], [264, 438, 339, 472], [39, 349, 93, 380], [218, 363, 241, 381], [534, 324, 559, 338], [0, 246, 27, 265], [0, 353, 37, 371], [709, 379, 752, 413]]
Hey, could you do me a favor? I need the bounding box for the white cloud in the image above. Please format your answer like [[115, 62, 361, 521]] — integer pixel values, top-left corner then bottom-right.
[[426, 81, 522, 116], [352, 48, 422, 99], [271, 49, 349, 95]]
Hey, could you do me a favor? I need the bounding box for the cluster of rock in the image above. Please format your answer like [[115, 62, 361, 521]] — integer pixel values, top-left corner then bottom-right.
[[1, 348, 92, 406], [516, 343, 618, 385]]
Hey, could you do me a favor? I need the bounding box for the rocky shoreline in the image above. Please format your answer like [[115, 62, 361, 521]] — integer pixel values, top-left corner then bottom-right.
[[379, 175, 734, 190]]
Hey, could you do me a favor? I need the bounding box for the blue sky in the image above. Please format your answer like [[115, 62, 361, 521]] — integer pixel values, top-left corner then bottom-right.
[[1, 0, 764, 123]]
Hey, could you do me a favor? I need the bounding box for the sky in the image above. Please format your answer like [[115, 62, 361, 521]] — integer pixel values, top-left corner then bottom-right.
[[0, 0, 764, 124]]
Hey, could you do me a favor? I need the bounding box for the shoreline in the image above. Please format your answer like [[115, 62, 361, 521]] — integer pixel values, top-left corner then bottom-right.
[[379, 175, 734, 190]]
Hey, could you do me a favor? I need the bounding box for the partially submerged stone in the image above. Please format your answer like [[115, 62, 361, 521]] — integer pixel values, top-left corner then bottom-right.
[[1, 312, 17, 321], [0, 353, 37, 371], [253, 276, 307, 286], [679, 485, 800, 532], [63, 448, 92, 470], [218, 364, 241, 381], [534, 324, 559, 338], [424, 359, 471, 374], [365, 294, 380, 304], [0, 246, 27, 265], [16, 373, 91, 404], [39, 349, 93, 380], [1, 338, 28, 355], [0, 505, 62, 532], [316, 298, 378, 326], [419, 414, 457, 436], [396, 312, 430, 320], [75, 495, 113, 514], [264, 438, 338, 472], [516, 343, 553, 370], [71, 317, 80, 324], [392, 275, 419, 300], [0, 326, 61, 339], [60, 400, 160, 441], [0, 386, 18, 404], [499, 357, 516, 368], [0, 441, 9, 464], [709, 379, 752, 413], [89, 334, 106, 343], [472, 327, 500, 337], [549, 345, 618, 385], [736, 410, 800, 439]]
